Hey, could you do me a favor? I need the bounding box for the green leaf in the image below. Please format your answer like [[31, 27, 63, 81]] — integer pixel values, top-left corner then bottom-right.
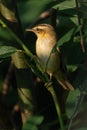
[[66, 89, 80, 118], [0, 46, 17, 58], [67, 65, 78, 72], [57, 28, 75, 46], [23, 124, 38, 130], [23, 116, 44, 130], [55, 0, 75, 10], [27, 116, 44, 125], [58, 25, 81, 47]]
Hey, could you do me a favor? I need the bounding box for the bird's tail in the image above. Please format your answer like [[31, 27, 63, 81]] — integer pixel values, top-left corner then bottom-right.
[[55, 70, 74, 90]]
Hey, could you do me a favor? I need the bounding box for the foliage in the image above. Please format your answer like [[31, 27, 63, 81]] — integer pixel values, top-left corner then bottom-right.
[[0, 45, 17, 58], [22, 116, 44, 130]]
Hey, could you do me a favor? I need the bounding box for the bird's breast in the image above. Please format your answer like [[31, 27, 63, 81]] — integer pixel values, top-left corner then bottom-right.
[[36, 37, 60, 74], [36, 37, 54, 61]]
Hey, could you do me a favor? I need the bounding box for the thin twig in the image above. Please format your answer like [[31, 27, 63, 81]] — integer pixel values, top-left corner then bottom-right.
[[50, 8, 57, 29], [75, 0, 85, 53], [27, 8, 57, 29], [46, 82, 64, 130], [2, 61, 14, 95]]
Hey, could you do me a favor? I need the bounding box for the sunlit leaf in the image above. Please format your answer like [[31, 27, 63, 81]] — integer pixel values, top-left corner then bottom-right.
[[0, 3, 17, 22]]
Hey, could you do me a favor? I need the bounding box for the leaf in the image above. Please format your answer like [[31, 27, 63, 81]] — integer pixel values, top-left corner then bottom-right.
[[57, 25, 81, 47], [23, 116, 44, 130], [27, 116, 44, 125], [0, 46, 17, 58], [0, 3, 17, 22], [66, 89, 80, 118], [56, 0, 75, 10], [74, 25, 82, 34], [23, 124, 38, 130], [57, 28, 75, 46], [67, 65, 78, 72]]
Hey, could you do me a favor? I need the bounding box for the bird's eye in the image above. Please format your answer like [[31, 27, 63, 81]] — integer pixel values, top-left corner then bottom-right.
[[36, 28, 41, 32]]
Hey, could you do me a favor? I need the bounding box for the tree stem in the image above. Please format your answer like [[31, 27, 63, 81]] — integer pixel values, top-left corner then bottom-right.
[[47, 84, 64, 130]]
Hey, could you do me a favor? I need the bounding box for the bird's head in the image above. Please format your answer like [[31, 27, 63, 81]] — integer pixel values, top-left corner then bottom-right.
[[26, 24, 56, 38]]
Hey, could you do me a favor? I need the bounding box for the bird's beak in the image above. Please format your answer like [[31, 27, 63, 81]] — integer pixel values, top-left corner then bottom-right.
[[26, 28, 34, 32]]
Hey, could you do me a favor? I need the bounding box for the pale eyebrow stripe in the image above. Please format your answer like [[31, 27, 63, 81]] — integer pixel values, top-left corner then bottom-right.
[[37, 24, 48, 29]]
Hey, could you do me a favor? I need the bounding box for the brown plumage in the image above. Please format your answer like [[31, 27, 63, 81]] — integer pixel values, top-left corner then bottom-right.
[[26, 24, 74, 90]]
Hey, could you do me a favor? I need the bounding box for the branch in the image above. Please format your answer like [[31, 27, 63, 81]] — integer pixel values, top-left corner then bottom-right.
[[2, 61, 14, 95], [75, 0, 85, 53], [28, 8, 57, 29]]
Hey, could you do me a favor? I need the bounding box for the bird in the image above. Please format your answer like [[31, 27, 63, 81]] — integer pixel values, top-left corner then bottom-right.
[[26, 24, 74, 90]]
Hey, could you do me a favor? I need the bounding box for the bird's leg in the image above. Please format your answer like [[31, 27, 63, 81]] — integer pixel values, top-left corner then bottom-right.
[[57, 47, 60, 53], [44, 73, 53, 89], [49, 73, 53, 80]]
